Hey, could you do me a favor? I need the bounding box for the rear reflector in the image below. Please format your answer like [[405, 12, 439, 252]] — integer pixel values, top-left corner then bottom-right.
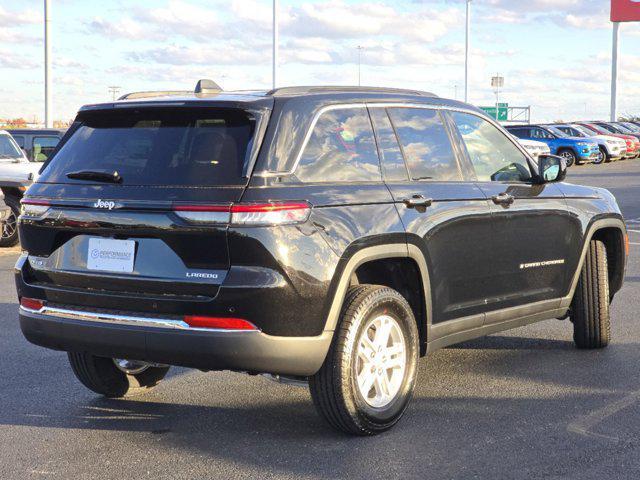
[[183, 315, 258, 331], [173, 201, 311, 226], [20, 297, 45, 311]]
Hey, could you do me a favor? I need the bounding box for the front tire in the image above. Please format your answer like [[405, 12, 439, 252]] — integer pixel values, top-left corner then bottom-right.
[[571, 240, 611, 349], [558, 149, 576, 167], [594, 147, 607, 165], [68, 352, 170, 397], [309, 285, 419, 435]]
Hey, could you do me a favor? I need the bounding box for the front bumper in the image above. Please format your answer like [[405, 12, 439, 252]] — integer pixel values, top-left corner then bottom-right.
[[19, 306, 332, 376]]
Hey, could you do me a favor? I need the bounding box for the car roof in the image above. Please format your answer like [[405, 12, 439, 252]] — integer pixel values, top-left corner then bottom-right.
[[79, 85, 445, 113], [5, 129, 64, 135]]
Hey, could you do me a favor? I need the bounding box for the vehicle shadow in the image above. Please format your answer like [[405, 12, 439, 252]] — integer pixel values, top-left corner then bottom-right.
[[3, 289, 640, 479]]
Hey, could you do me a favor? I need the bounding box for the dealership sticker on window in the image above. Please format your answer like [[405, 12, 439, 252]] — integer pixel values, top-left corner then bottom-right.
[[87, 238, 136, 273]]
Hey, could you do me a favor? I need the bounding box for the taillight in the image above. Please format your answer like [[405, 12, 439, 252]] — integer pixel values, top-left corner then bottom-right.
[[21, 199, 50, 218], [230, 202, 311, 226], [173, 202, 311, 226], [173, 204, 231, 224], [183, 315, 258, 331], [20, 297, 45, 311]]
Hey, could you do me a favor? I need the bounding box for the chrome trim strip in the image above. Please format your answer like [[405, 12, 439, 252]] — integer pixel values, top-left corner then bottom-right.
[[19, 305, 259, 333]]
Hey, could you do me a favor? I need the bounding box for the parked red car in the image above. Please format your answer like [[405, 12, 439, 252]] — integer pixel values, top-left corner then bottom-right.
[[576, 123, 639, 159]]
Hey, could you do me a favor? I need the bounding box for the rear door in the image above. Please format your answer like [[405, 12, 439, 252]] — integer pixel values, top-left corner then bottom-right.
[[447, 111, 575, 317], [370, 105, 493, 324], [20, 106, 264, 311]]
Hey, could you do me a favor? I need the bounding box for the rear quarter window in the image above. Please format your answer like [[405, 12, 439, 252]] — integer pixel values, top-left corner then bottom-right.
[[38, 108, 257, 186]]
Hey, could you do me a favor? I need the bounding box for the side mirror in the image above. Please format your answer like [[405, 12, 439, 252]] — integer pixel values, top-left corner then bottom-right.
[[537, 154, 566, 183]]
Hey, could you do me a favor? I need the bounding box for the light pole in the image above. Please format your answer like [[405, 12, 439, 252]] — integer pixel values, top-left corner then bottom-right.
[[44, 0, 52, 128], [272, 0, 279, 90], [491, 74, 504, 121], [108, 86, 121, 101], [464, 0, 471, 103], [357, 45, 364, 86], [611, 22, 619, 121]]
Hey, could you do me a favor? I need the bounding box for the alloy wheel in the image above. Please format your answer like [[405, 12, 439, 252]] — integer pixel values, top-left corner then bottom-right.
[[1, 210, 16, 240], [355, 314, 407, 408]]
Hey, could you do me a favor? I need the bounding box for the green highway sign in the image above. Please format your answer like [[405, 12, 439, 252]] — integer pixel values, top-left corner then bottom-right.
[[480, 104, 508, 121]]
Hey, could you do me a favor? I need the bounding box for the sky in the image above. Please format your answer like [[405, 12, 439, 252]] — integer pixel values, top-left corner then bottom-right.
[[1, 0, 639, 124]]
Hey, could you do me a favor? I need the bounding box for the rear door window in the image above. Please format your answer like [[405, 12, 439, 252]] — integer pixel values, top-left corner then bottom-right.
[[38, 108, 258, 186], [387, 108, 462, 181], [295, 107, 381, 183]]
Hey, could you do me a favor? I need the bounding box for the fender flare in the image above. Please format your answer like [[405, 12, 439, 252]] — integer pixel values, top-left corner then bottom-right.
[[322, 243, 433, 333], [559, 217, 627, 309]]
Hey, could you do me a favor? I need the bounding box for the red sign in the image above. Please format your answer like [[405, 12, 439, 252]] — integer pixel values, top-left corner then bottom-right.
[[611, 0, 640, 22]]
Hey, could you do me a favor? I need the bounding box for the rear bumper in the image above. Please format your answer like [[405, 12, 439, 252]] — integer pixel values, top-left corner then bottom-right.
[[19, 307, 332, 376]]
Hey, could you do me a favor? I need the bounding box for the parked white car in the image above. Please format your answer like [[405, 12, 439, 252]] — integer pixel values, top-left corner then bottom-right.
[[0, 130, 42, 247], [555, 124, 627, 163], [514, 137, 551, 160]]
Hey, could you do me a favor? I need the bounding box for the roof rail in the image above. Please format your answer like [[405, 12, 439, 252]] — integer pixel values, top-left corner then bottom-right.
[[118, 90, 191, 100], [267, 85, 438, 97]]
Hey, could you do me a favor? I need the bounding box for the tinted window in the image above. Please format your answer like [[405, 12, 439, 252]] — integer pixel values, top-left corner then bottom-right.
[[33, 136, 60, 162], [39, 108, 256, 186], [387, 108, 461, 181], [0, 135, 23, 158], [369, 108, 408, 181], [531, 128, 553, 140], [452, 112, 532, 183], [12, 135, 25, 148], [296, 107, 381, 183], [508, 128, 529, 138]]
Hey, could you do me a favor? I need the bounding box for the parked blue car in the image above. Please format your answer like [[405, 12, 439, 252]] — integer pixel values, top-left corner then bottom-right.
[[505, 124, 599, 166]]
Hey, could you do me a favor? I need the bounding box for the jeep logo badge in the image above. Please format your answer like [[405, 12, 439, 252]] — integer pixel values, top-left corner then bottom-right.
[[93, 199, 116, 210]]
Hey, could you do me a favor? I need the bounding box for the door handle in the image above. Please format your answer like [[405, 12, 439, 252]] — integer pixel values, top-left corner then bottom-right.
[[402, 194, 433, 209], [491, 192, 515, 207]]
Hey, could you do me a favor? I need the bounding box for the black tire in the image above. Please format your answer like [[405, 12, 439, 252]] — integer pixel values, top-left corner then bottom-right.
[[558, 149, 576, 167], [571, 240, 611, 349], [309, 285, 419, 436], [594, 147, 607, 165], [0, 195, 20, 247], [67, 352, 170, 397]]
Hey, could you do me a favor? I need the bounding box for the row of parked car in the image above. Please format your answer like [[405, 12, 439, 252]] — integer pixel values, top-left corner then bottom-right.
[[0, 128, 65, 246], [507, 121, 640, 166]]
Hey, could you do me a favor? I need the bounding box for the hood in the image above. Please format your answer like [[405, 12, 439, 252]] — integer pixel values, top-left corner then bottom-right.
[[0, 161, 41, 185], [596, 135, 625, 144]]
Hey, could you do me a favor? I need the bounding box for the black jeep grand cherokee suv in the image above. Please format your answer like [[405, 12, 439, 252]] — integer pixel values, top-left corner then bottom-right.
[[16, 84, 628, 435]]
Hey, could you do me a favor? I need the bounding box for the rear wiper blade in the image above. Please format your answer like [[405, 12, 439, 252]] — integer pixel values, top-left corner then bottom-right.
[[66, 170, 122, 183]]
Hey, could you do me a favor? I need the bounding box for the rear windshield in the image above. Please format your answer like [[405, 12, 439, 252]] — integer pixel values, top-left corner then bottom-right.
[[39, 108, 257, 186]]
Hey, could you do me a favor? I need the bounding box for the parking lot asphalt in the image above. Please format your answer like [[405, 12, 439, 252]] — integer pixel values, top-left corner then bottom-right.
[[2, 161, 640, 480]]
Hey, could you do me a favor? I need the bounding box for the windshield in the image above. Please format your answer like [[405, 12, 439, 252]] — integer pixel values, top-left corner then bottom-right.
[[613, 123, 633, 134], [570, 125, 593, 137], [0, 134, 24, 159], [39, 108, 258, 186], [622, 123, 640, 133], [546, 126, 568, 138], [597, 123, 619, 134]]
